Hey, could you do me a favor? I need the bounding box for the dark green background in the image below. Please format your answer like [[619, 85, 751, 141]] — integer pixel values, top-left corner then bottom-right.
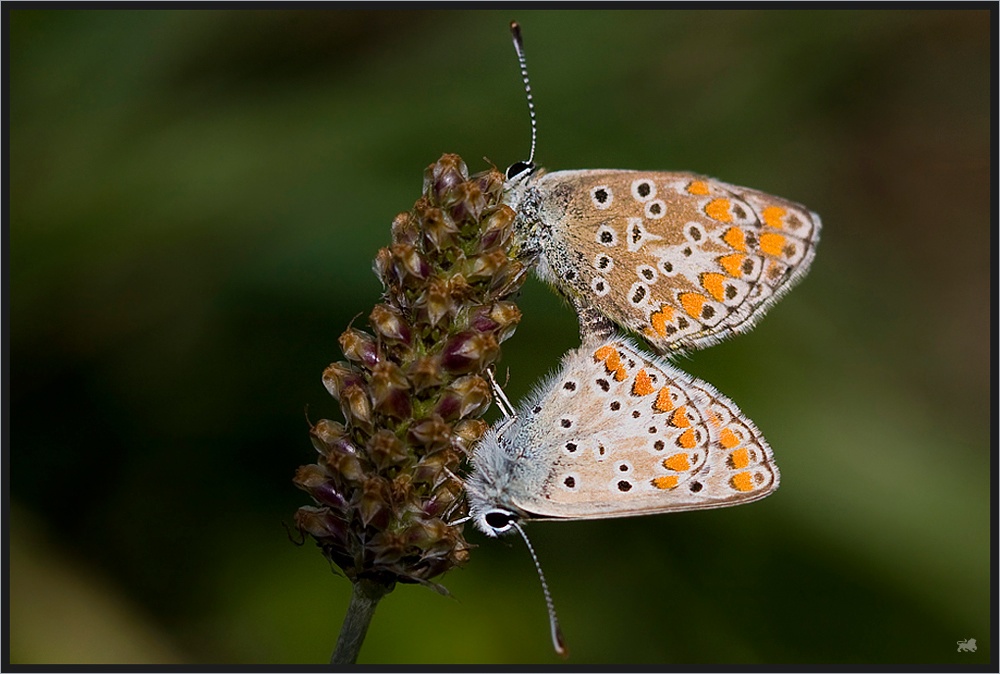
[[9, 8, 992, 665]]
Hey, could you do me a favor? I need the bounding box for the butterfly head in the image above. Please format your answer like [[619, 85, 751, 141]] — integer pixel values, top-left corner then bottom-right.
[[502, 161, 549, 267], [466, 425, 525, 538], [502, 159, 539, 208], [505, 159, 534, 182], [475, 507, 520, 538]]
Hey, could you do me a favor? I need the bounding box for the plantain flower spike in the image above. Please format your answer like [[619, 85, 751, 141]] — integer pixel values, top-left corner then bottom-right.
[[294, 154, 526, 594]]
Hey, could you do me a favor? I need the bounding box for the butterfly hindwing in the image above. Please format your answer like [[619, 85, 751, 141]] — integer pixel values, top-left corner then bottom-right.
[[514, 169, 821, 353], [501, 337, 779, 521]]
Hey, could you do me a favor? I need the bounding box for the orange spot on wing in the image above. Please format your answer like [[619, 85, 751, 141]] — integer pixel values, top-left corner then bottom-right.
[[759, 232, 787, 257], [650, 313, 668, 337], [761, 206, 786, 229], [731, 471, 754, 492], [663, 452, 691, 472], [730, 447, 750, 469], [707, 411, 723, 428], [652, 475, 678, 490], [701, 273, 727, 302], [722, 227, 746, 252], [718, 253, 747, 277], [605, 350, 621, 371], [649, 304, 675, 337], [705, 198, 733, 222], [593, 345, 615, 362], [633, 369, 655, 396], [614, 366, 628, 382], [677, 428, 697, 449], [687, 180, 710, 195], [720, 428, 740, 449], [679, 292, 707, 318], [669, 406, 690, 428], [655, 387, 675, 412]]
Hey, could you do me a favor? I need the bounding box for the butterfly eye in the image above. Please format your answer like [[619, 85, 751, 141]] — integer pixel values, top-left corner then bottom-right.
[[485, 510, 516, 532], [505, 160, 534, 181]]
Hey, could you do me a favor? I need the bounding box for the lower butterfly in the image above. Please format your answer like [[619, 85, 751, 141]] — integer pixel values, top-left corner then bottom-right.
[[464, 334, 778, 655]]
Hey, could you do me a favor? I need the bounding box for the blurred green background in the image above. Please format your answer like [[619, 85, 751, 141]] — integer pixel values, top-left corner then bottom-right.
[[8, 8, 992, 666]]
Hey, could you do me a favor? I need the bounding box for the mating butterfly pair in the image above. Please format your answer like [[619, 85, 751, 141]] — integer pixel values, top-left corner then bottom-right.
[[461, 22, 820, 657]]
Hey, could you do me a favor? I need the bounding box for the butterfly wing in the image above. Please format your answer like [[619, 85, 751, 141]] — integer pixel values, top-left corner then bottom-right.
[[526, 169, 821, 353], [506, 337, 778, 520]]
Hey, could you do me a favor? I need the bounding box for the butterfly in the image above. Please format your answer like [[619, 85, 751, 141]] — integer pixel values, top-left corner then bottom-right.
[[455, 23, 802, 658], [503, 167, 820, 353], [464, 334, 778, 655], [467, 334, 777, 534], [501, 24, 820, 354]]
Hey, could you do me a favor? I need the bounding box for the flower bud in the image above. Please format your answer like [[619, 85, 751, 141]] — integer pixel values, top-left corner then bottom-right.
[[464, 248, 508, 281], [417, 485, 459, 519], [435, 374, 490, 420], [390, 211, 419, 246], [491, 259, 528, 297], [358, 477, 392, 529], [370, 361, 411, 418], [370, 530, 407, 566], [323, 447, 366, 483], [423, 154, 469, 205], [389, 472, 414, 505], [293, 465, 350, 510], [412, 448, 462, 487], [366, 428, 409, 471], [406, 354, 445, 393], [446, 273, 473, 303], [408, 415, 453, 455], [452, 418, 488, 452], [469, 305, 498, 333], [418, 206, 460, 252], [412, 278, 456, 328], [341, 381, 372, 427], [294, 506, 348, 546], [369, 304, 411, 346], [322, 362, 362, 402], [476, 204, 515, 252], [489, 301, 522, 342], [471, 167, 505, 204], [405, 517, 450, 548], [311, 419, 357, 457], [442, 331, 500, 374], [446, 181, 487, 226], [391, 242, 431, 283], [340, 328, 379, 368], [373, 247, 397, 287]]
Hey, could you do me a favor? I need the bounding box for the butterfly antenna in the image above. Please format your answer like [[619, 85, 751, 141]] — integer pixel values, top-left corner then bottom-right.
[[512, 522, 568, 657], [510, 21, 537, 165]]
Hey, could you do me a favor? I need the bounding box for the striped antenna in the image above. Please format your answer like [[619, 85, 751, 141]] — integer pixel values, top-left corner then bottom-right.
[[510, 21, 537, 165], [513, 522, 568, 657]]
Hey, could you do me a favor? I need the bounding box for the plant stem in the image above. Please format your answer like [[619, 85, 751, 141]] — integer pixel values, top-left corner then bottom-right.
[[330, 578, 393, 664]]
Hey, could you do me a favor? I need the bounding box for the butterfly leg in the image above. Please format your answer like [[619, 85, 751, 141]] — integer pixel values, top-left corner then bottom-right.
[[486, 368, 520, 437], [486, 368, 516, 419]]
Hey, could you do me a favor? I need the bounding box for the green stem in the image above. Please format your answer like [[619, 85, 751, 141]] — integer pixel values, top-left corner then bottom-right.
[[330, 578, 393, 664]]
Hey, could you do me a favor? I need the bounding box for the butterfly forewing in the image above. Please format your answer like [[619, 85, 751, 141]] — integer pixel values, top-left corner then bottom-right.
[[505, 338, 779, 520], [519, 169, 821, 353]]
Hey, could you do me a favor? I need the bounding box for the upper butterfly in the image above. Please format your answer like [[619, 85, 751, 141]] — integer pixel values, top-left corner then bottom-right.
[[501, 22, 821, 354], [503, 165, 821, 353]]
